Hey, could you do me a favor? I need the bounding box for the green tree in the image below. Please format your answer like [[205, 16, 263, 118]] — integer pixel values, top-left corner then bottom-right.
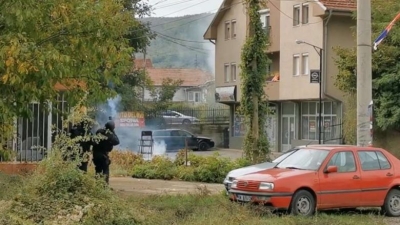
[[0, 0, 140, 118], [112, 0, 155, 112], [334, 0, 400, 135], [149, 77, 183, 111], [240, 0, 271, 163]]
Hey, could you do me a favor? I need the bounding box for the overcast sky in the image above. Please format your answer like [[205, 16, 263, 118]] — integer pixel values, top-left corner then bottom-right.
[[148, 0, 223, 17]]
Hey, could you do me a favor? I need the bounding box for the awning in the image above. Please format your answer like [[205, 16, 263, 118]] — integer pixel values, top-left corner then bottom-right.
[[215, 86, 236, 102]]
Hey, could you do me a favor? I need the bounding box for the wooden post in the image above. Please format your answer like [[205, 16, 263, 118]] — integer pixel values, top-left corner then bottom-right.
[[185, 138, 188, 166]]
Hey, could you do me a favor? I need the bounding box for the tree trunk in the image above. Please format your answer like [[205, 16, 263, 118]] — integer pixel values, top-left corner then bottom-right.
[[251, 57, 259, 161]]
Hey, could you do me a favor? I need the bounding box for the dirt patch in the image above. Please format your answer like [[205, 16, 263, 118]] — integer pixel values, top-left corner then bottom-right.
[[110, 177, 224, 195]]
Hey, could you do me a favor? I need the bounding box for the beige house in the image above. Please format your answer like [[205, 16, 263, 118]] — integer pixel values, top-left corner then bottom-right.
[[203, 0, 356, 151]]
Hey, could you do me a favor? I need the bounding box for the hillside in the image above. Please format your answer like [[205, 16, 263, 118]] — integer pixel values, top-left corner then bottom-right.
[[137, 13, 215, 72]]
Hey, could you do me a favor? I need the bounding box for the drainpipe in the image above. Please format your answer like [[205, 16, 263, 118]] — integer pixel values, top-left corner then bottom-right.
[[323, 9, 335, 100], [209, 40, 215, 45]]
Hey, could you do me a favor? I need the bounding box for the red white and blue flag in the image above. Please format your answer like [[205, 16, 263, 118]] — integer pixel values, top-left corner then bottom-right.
[[373, 12, 400, 50]]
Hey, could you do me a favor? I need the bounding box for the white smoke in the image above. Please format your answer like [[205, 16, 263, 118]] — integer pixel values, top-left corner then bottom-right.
[[107, 95, 121, 119], [153, 140, 167, 155]]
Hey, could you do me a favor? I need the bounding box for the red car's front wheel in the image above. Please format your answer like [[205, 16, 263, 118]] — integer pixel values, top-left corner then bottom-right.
[[289, 190, 316, 216]]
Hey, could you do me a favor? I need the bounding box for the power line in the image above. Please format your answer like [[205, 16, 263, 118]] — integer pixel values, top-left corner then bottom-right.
[[154, 31, 208, 43], [157, 35, 209, 54], [268, 0, 329, 25], [153, 0, 211, 18], [154, 0, 199, 10], [134, 1, 245, 38]]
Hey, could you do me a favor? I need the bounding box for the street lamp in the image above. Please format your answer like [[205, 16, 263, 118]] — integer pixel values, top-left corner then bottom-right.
[[296, 40, 323, 144]]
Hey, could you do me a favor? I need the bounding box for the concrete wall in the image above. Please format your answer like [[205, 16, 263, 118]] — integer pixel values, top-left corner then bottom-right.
[[279, 0, 323, 100], [325, 15, 355, 101], [214, 0, 247, 102], [372, 130, 400, 159]]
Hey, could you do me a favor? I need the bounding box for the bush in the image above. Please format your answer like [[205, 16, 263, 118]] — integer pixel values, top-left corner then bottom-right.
[[0, 125, 139, 224], [130, 150, 252, 183], [109, 150, 144, 176]]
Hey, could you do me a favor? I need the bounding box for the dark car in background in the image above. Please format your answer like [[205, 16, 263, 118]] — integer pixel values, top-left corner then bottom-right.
[[152, 129, 214, 151]]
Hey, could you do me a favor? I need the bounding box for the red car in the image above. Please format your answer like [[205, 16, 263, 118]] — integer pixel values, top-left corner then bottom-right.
[[229, 145, 400, 217]]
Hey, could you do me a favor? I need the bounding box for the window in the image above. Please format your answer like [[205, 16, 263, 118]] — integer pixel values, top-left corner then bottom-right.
[[358, 151, 391, 171], [178, 130, 193, 137], [293, 5, 300, 26], [231, 63, 237, 81], [262, 12, 270, 34], [188, 91, 201, 102], [301, 102, 339, 140], [231, 20, 236, 38], [302, 4, 309, 24], [225, 22, 230, 40], [266, 63, 272, 75], [276, 148, 329, 171], [224, 64, 230, 82], [301, 53, 309, 75], [293, 54, 300, 76], [327, 151, 356, 172]]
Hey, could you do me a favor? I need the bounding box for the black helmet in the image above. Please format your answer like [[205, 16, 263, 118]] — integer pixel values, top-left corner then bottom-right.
[[105, 120, 115, 131]]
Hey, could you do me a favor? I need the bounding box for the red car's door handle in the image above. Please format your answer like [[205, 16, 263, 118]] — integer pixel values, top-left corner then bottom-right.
[[353, 175, 360, 179], [386, 173, 393, 177]]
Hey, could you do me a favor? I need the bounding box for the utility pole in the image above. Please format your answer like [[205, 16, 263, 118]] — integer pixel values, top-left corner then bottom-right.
[[356, 0, 372, 146]]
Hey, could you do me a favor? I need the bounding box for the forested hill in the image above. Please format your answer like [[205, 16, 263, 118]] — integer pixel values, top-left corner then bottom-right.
[[137, 13, 215, 72]]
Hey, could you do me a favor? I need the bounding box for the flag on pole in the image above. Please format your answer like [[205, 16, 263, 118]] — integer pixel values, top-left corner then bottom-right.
[[373, 12, 400, 50]]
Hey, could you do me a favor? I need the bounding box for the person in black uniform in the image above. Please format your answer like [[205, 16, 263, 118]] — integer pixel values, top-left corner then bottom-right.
[[92, 119, 119, 184], [68, 118, 93, 172]]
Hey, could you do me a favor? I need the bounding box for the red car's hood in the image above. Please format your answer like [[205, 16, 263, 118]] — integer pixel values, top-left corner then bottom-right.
[[236, 168, 315, 182]]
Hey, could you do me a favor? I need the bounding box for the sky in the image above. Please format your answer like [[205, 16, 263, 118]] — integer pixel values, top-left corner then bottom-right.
[[147, 0, 224, 17]]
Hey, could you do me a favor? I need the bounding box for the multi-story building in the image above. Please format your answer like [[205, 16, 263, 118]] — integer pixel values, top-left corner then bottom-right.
[[204, 0, 356, 151]]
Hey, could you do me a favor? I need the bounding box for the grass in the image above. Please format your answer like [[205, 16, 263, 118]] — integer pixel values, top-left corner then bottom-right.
[[119, 191, 389, 225], [0, 172, 394, 225]]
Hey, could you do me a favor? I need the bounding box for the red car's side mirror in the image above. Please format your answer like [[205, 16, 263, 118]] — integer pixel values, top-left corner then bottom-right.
[[325, 165, 338, 173]]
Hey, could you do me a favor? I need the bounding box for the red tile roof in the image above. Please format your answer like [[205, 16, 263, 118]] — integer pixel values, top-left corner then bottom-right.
[[320, 0, 356, 11], [134, 58, 153, 68], [146, 68, 214, 86]]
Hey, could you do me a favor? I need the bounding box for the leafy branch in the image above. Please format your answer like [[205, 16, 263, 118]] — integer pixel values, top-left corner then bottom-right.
[[239, 0, 271, 163]]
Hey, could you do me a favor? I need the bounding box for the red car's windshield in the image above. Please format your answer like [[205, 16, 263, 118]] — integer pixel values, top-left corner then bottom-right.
[[275, 148, 329, 171]]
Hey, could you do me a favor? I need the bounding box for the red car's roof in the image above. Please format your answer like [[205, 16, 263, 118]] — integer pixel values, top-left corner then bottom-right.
[[299, 145, 384, 151]]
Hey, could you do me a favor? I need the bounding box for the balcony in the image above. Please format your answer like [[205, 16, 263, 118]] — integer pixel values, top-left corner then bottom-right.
[[264, 73, 279, 101]]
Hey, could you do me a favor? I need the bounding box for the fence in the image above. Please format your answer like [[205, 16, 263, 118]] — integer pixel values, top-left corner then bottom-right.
[[145, 106, 230, 127], [0, 94, 70, 162], [322, 120, 343, 144]]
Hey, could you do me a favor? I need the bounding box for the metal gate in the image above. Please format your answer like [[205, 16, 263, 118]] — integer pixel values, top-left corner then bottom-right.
[[322, 120, 343, 144], [1, 94, 70, 162]]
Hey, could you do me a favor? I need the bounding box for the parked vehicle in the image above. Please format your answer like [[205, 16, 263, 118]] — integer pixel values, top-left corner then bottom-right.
[[223, 144, 353, 193], [152, 129, 214, 151], [229, 145, 400, 217], [161, 110, 200, 125], [223, 148, 298, 193]]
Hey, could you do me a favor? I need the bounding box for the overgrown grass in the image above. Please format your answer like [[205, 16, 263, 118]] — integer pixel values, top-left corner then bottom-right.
[[0, 173, 391, 225], [117, 191, 389, 225]]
